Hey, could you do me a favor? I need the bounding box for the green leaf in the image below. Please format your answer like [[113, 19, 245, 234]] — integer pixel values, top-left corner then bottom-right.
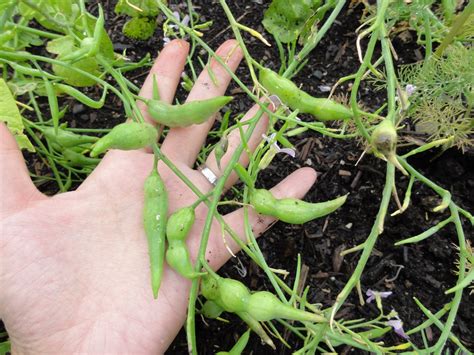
[[19, 0, 80, 33], [7, 79, 41, 96], [0, 79, 35, 152], [52, 56, 100, 87], [47, 36, 102, 87], [46, 36, 76, 55], [114, 0, 164, 17], [123, 16, 157, 40], [0, 340, 11, 355], [262, 0, 321, 43]]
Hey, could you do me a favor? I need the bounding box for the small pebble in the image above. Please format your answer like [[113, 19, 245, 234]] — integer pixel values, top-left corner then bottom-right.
[[312, 69, 324, 79], [339, 169, 351, 176], [72, 104, 85, 115], [318, 85, 331, 92]]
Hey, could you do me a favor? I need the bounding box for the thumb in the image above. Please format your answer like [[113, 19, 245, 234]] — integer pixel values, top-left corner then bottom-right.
[[0, 122, 44, 217]]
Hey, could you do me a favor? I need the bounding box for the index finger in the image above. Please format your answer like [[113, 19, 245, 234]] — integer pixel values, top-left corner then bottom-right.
[[137, 39, 190, 125]]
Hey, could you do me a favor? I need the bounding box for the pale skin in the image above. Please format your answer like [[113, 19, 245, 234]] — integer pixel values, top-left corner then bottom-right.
[[0, 39, 317, 354]]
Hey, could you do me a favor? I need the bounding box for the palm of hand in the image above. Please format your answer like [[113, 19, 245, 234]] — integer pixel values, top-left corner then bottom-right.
[[1, 149, 218, 352], [0, 39, 316, 354]]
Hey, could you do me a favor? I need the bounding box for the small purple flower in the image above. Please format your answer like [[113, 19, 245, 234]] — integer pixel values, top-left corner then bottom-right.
[[405, 84, 417, 97], [387, 316, 410, 340], [366, 289, 392, 303], [164, 12, 191, 45]]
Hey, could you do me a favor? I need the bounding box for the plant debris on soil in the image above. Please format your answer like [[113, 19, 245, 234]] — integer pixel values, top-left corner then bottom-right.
[[3, 1, 472, 354]]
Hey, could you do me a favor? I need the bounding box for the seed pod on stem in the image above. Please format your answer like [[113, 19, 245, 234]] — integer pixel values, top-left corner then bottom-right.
[[246, 291, 326, 323], [90, 122, 158, 157], [370, 119, 407, 175]]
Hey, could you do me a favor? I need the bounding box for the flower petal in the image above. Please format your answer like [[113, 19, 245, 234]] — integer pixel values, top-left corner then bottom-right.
[[277, 147, 296, 158], [387, 319, 409, 339], [181, 15, 190, 27]]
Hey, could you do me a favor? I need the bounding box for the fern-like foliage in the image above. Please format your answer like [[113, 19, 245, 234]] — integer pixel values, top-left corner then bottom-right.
[[398, 45, 473, 151]]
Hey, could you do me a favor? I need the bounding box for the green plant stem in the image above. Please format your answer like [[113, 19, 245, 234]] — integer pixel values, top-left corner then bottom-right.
[[380, 26, 397, 123], [407, 303, 451, 335], [155, 2, 278, 119], [414, 298, 470, 353], [435, 0, 474, 57], [96, 56, 135, 119], [242, 160, 286, 302], [398, 157, 450, 202], [401, 137, 454, 158], [0, 51, 128, 104], [11, 23, 62, 39], [423, 12, 433, 60], [431, 205, 466, 353], [23, 122, 66, 191], [219, 0, 258, 85], [350, 25, 384, 140], [397, 157, 468, 353], [330, 163, 394, 324], [185, 0, 198, 82], [394, 216, 453, 245], [283, 0, 346, 78], [186, 108, 266, 354]]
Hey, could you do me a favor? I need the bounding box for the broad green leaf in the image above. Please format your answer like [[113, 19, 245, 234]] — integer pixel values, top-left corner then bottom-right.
[[0, 79, 35, 152], [47, 36, 102, 87], [262, 0, 321, 43], [19, 0, 80, 33], [7, 79, 41, 96], [52, 56, 100, 87], [0, 340, 11, 355], [46, 36, 75, 55]]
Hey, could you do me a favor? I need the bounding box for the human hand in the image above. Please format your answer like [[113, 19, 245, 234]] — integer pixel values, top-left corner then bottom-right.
[[0, 39, 317, 354]]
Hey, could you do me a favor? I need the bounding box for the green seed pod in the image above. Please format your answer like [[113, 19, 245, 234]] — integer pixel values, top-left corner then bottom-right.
[[371, 119, 398, 157], [165, 244, 204, 279], [246, 291, 325, 322], [90, 122, 158, 157], [370, 119, 408, 175], [201, 275, 250, 313], [43, 127, 98, 148], [217, 278, 250, 313], [62, 149, 100, 167], [165, 206, 205, 279], [143, 169, 168, 298], [249, 189, 348, 224], [308, 98, 353, 121], [166, 206, 195, 241], [259, 68, 352, 121], [214, 135, 228, 170], [201, 275, 220, 301], [201, 300, 224, 319], [147, 96, 233, 127]]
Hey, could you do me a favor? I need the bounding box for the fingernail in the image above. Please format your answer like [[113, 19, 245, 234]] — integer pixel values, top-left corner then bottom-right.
[[268, 94, 281, 111]]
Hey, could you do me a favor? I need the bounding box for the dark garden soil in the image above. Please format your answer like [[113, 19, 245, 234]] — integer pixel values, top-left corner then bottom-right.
[[5, 1, 473, 354]]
